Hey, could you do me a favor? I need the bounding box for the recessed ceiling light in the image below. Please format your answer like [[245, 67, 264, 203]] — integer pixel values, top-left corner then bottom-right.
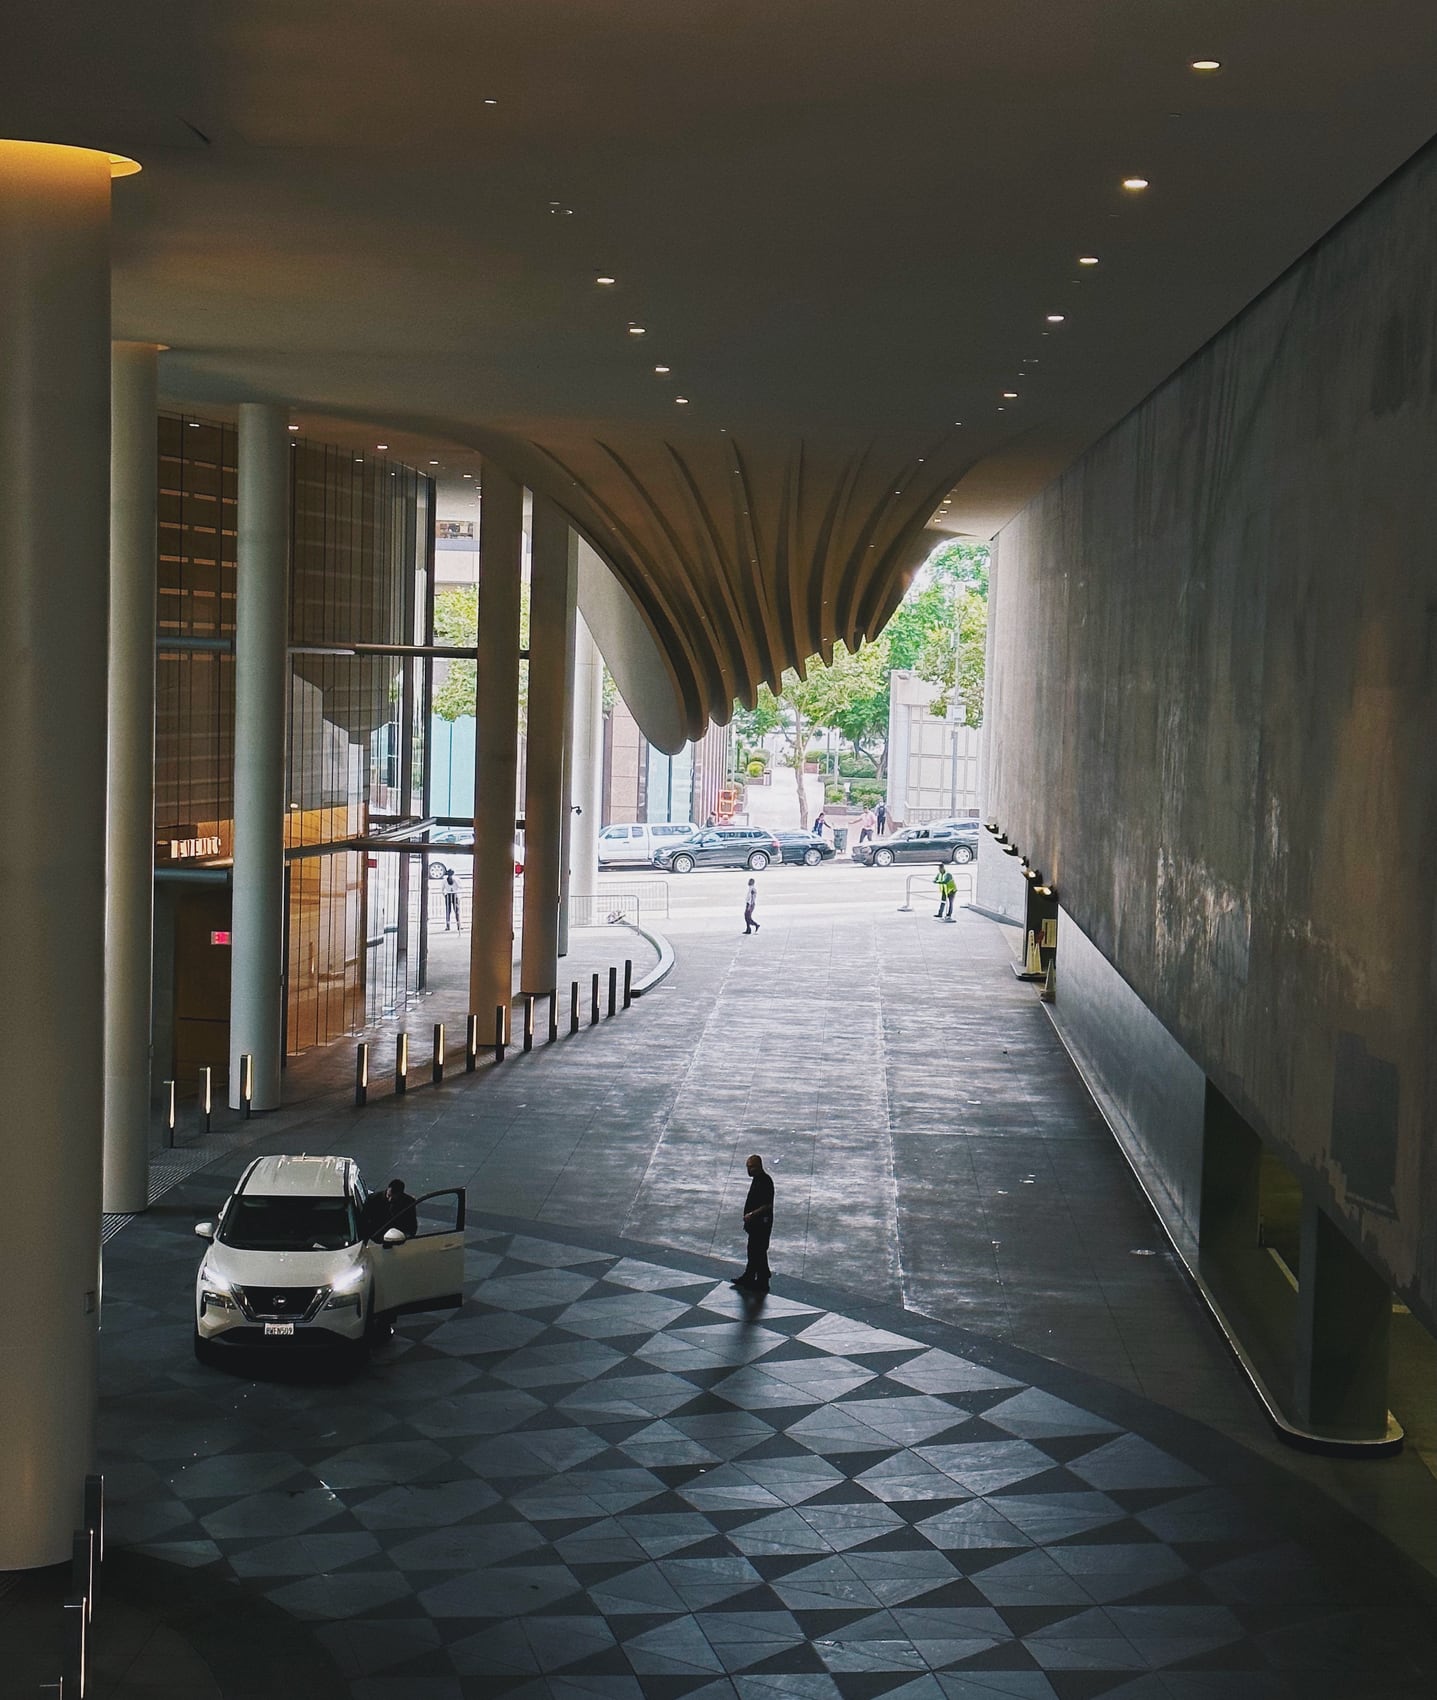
[[187, 420, 200, 428], [596, 275, 616, 286], [428, 459, 439, 465], [1002, 392, 1018, 399], [628, 325, 646, 336], [377, 443, 388, 450], [354, 457, 363, 464], [1078, 255, 1100, 266], [674, 396, 689, 405], [462, 473, 473, 479], [1190, 59, 1221, 72], [1046, 314, 1065, 323], [1122, 176, 1150, 191], [654, 365, 670, 374], [484, 98, 498, 105]]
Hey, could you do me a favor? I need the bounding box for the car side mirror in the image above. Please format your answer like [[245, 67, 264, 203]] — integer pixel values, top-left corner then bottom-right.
[[382, 1227, 407, 1247], [194, 1221, 215, 1240]]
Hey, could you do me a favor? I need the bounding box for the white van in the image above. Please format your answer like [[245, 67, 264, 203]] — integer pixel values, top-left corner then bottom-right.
[[598, 821, 698, 867]]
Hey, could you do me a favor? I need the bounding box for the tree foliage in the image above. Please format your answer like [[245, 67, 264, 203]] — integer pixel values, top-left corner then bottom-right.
[[430, 582, 532, 725], [729, 539, 991, 814]]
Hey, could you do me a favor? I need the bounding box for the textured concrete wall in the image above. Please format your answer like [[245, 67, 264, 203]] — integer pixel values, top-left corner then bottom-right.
[[984, 141, 1437, 1331]]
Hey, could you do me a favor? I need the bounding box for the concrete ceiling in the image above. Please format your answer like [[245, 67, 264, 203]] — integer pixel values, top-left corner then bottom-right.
[[7, 2, 1437, 738]]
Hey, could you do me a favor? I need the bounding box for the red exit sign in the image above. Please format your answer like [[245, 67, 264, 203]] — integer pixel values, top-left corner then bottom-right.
[[210, 930, 231, 946]]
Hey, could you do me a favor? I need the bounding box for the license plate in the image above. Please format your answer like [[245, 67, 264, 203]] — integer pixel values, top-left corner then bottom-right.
[[264, 1322, 295, 1337]]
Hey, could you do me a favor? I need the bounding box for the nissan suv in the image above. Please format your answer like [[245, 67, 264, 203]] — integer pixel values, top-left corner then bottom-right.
[[193, 1154, 465, 1365]]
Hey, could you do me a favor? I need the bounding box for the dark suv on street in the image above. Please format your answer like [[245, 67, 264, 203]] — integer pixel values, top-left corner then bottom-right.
[[654, 827, 783, 872]]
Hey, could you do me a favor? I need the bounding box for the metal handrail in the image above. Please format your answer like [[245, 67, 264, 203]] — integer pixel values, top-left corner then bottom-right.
[[898, 868, 975, 912]]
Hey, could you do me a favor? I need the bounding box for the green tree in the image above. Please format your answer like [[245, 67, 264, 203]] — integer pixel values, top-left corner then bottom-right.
[[914, 540, 989, 725], [738, 640, 886, 828], [430, 581, 532, 725], [432, 586, 477, 722]]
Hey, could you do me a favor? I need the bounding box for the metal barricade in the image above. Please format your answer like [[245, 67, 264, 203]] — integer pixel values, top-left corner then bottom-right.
[[898, 868, 975, 913]]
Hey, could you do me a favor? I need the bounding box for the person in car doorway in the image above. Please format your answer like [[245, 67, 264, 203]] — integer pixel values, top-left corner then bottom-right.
[[744, 877, 760, 934], [442, 868, 461, 931], [364, 1178, 419, 1241], [935, 860, 957, 920], [732, 1153, 774, 1291]]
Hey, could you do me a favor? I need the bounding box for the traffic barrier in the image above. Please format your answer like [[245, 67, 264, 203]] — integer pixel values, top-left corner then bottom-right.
[[623, 959, 633, 1008], [355, 1041, 369, 1106], [163, 1079, 176, 1149], [395, 1033, 409, 1095], [607, 965, 618, 1017], [432, 1022, 446, 1084], [239, 1053, 254, 1119], [465, 1013, 480, 1072], [523, 994, 535, 1052], [570, 981, 580, 1035], [590, 973, 600, 1026], [198, 1065, 212, 1137], [494, 1004, 506, 1063], [548, 989, 559, 1043]]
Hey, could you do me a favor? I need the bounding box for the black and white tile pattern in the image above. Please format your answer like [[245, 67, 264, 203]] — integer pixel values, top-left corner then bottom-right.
[[96, 1212, 1437, 1699]]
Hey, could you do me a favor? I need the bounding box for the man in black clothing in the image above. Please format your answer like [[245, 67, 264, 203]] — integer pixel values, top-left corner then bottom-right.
[[383, 1178, 419, 1238], [733, 1153, 774, 1291]]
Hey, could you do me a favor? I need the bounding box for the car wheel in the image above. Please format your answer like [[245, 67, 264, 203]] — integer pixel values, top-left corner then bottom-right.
[[803, 848, 822, 866], [873, 847, 895, 867], [747, 851, 770, 871], [954, 844, 975, 864], [671, 853, 695, 873]]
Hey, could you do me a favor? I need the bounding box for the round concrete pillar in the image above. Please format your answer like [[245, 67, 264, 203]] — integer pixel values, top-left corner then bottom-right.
[[0, 139, 117, 1570], [521, 498, 577, 993], [103, 340, 161, 1214], [569, 614, 605, 898], [469, 463, 524, 1032], [228, 403, 289, 1110]]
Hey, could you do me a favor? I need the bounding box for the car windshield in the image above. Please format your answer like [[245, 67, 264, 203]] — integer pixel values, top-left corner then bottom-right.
[[219, 1195, 358, 1251]]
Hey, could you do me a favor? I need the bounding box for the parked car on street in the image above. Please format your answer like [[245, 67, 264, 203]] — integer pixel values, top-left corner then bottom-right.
[[654, 826, 782, 872], [851, 821, 977, 867], [598, 821, 698, 867], [193, 1154, 465, 1366], [772, 830, 837, 867]]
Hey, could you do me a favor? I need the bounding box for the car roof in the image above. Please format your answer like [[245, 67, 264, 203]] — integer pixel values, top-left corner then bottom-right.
[[239, 1154, 352, 1198]]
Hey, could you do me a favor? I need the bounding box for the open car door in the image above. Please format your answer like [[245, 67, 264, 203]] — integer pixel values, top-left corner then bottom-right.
[[371, 1188, 466, 1318]]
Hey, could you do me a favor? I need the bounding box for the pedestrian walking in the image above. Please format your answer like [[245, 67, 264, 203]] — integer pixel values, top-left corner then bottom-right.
[[875, 801, 887, 834], [732, 1153, 774, 1291], [812, 809, 828, 840], [442, 868, 461, 931], [858, 806, 876, 843], [934, 859, 957, 920], [743, 877, 760, 934]]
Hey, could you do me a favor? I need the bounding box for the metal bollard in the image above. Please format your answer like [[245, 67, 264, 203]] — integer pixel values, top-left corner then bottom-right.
[[198, 1065, 213, 1137], [590, 973, 601, 1026], [548, 989, 559, 1043], [355, 1042, 370, 1106], [395, 1032, 409, 1095], [84, 1474, 104, 1571], [72, 1528, 95, 1625], [432, 1022, 446, 1085], [494, 1004, 506, 1064], [607, 965, 618, 1017], [163, 1079, 176, 1149], [240, 1053, 253, 1120], [522, 995, 535, 1052], [570, 981, 580, 1035], [466, 1013, 479, 1072], [623, 958, 633, 1008], [62, 1594, 86, 1698]]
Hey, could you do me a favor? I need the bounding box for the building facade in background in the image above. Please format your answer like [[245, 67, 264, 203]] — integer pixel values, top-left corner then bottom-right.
[[884, 670, 981, 827]]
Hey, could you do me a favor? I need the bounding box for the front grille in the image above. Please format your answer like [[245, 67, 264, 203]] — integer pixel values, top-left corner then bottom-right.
[[234, 1284, 322, 1321]]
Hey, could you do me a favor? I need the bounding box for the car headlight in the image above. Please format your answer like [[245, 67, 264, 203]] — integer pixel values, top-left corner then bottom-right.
[[198, 1266, 235, 1311], [325, 1265, 366, 1309]]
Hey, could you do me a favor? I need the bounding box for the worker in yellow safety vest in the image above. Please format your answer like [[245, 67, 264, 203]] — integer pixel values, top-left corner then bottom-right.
[[934, 861, 957, 921]]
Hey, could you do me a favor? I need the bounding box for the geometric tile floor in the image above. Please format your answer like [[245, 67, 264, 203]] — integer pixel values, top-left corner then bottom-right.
[[94, 1207, 1437, 1699]]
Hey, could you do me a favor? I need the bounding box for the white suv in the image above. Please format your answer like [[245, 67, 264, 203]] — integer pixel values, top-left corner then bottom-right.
[[193, 1154, 465, 1365], [597, 822, 698, 867]]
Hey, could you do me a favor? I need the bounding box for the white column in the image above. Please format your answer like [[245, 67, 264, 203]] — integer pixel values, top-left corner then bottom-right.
[[228, 403, 289, 1110], [469, 463, 524, 1034], [103, 341, 160, 1214], [0, 139, 115, 1570], [521, 500, 577, 992], [569, 613, 605, 898]]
